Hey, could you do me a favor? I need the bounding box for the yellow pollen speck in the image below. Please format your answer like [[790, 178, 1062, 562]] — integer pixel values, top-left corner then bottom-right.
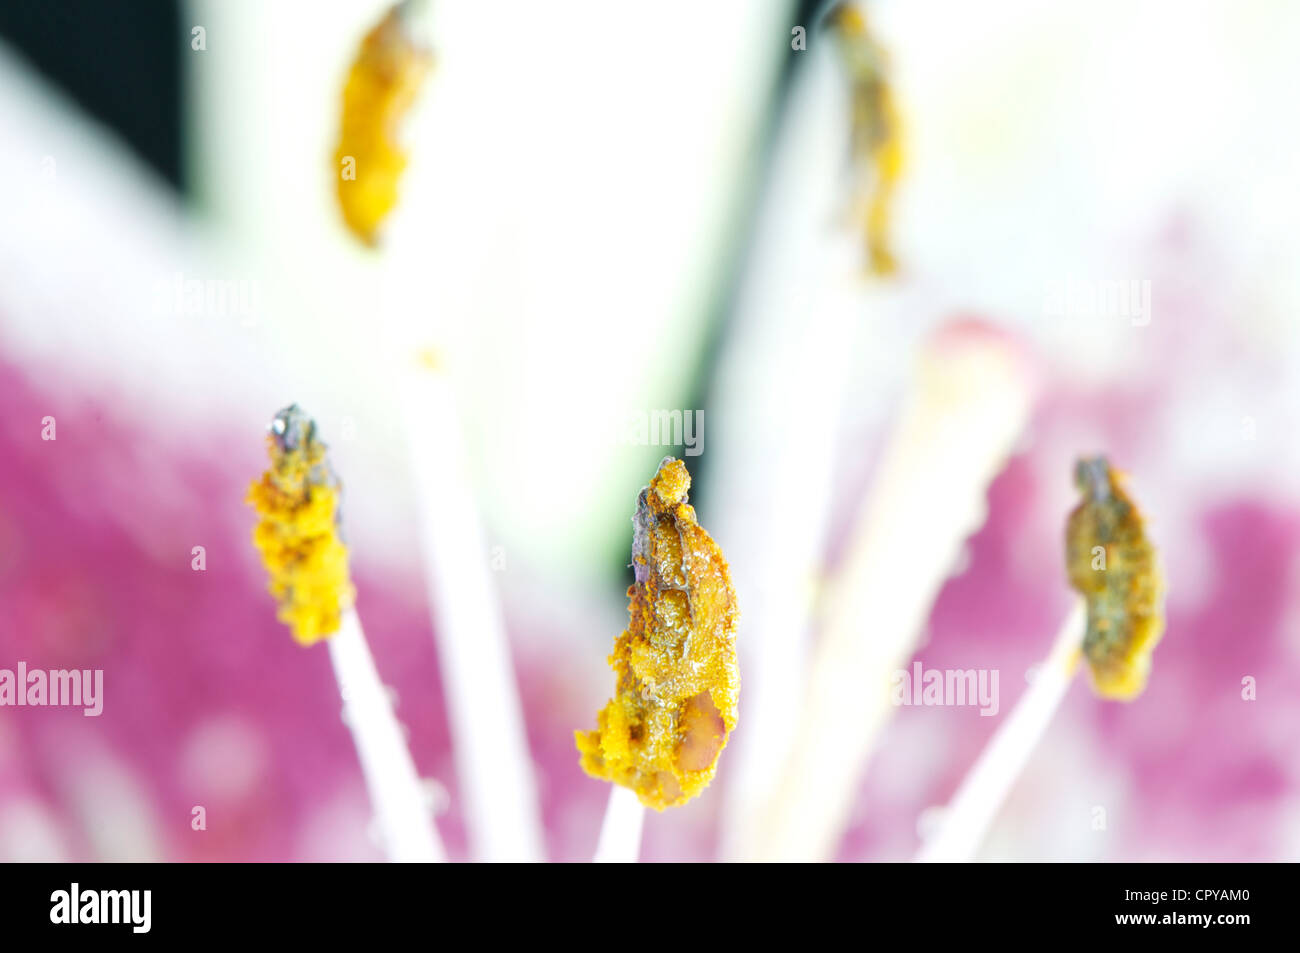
[[416, 346, 442, 373]]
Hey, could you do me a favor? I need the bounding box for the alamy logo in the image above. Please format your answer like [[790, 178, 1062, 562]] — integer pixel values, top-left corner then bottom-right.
[[890, 662, 1000, 716], [608, 409, 704, 456], [0, 663, 103, 716], [1043, 277, 1151, 326], [50, 883, 151, 933], [152, 271, 261, 324]]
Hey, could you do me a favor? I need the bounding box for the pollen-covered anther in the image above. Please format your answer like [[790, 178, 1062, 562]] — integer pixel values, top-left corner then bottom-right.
[[575, 457, 740, 809], [333, 2, 433, 245], [247, 404, 356, 645], [829, 3, 904, 277], [1065, 456, 1165, 700]]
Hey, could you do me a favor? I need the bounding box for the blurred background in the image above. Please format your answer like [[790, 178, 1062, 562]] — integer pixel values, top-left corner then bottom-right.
[[1, 0, 1298, 862]]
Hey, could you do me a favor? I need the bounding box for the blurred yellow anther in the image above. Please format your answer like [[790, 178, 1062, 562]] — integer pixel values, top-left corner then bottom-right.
[[576, 458, 740, 810], [334, 2, 433, 246], [1065, 457, 1165, 700], [247, 405, 355, 645], [829, 3, 903, 276]]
